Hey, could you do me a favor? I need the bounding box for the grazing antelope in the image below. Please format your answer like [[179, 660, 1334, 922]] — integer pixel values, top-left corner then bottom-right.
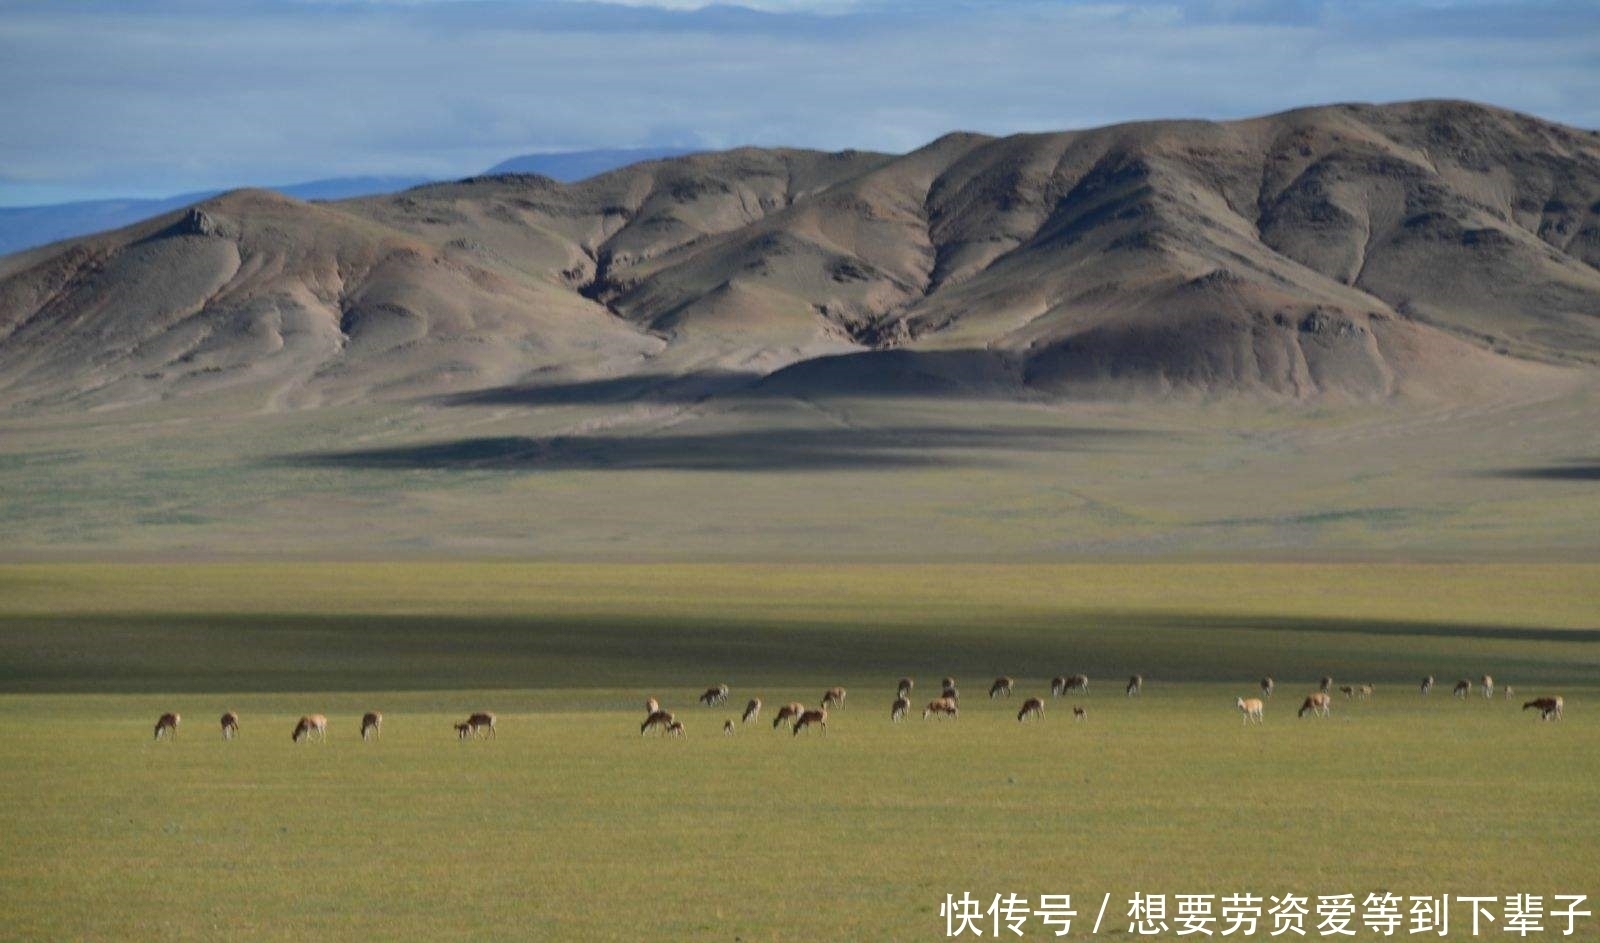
[[772, 702, 805, 730], [667, 721, 685, 737], [1319, 676, 1333, 693], [723, 720, 735, 736], [897, 677, 914, 699], [1050, 676, 1067, 698], [219, 711, 239, 740], [1357, 684, 1374, 700], [1260, 676, 1275, 699], [741, 698, 762, 725], [1298, 692, 1331, 719], [792, 707, 827, 736], [1237, 697, 1264, 725], [360, 711, 383, 742], [455, 721, 473, 740], [988, 677, 1014, 699], [1126, 675, 1143, 697], [923, 697, 959, 720], [1017, 697, 1045, 723], [1072, 706, 1087, 722], [1453, 679, 1471, 698], [1064, 674, 1089, 695], [292, 714, 328, 743], [698, 685, 729, 707], [641, 709, 675, 735], [466, 712, 496, 739], [1421, 675, 1434, 695], [645, 697, 660, 715], [1481, 675, 1495, 700], [1339, 685, 1356, 700], [154, 712, 180, 741], [1523, 696, 1563, 721], [822, 687, 846, 710], [891, 696, 909, 722]]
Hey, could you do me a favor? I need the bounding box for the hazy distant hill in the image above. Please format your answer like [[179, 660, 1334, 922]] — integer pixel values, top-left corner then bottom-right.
[[483, 147, 698, 181], [2, 101, 1597, 414]]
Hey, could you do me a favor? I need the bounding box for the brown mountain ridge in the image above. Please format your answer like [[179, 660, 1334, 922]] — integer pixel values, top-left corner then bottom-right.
[[2, 99, 1598, 414]]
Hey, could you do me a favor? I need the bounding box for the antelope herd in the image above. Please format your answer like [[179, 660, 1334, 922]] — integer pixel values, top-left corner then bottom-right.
[[148, 669, 1569, 748]]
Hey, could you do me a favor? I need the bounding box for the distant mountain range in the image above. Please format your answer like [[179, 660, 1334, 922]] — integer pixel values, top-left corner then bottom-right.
[[0, 148, 700, 257], [2, 101, 1597, 414]]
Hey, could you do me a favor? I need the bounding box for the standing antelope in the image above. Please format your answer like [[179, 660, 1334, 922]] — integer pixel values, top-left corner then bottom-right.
[[1421, 676, 1434, 695], [822, 687, 846, 710], [1065, 674, 1089, 695], [466, 712, 496, 739], [1504, 685, 1514, 701], [1319, 676, 1333, 693], [1017, 697, 1045, 722], [1072, 706, 1087, 722], [792, 707, 827, 736], [1126, 675, 1143, 696], [772, 702, 805, 730], [723, 720, 735, 736], [455, 721, 473, 740], [923, 697, 959, 720], [1339, 685, 1356, 700], [1260, 677, 1275, 699], [219, 711, 239, 740], [1237, 697, 1264, 725], [941, 683, 959, 703], [642, 709, 675, 735], [1050, 676, 1067, 698], [645, 697, 660, 715], [741, 698, 762, 725], [1298, 693, 1331, 718], [941, 677, 957, 691], [360, 711, 383, 741], [1357, 684, 1374, 700], [1481, 675, 1495, 700], [1453, 679, 1471, 698], [1523, 696, 1563, 721], [988, 677, 1014, 699], [890, 696, 909, 722], [154, 712, 180, 741], [897, 677, 914, 699], [666, 721, 685, 737], [698, 685, 729, 707], [292, 714, 328, 742]]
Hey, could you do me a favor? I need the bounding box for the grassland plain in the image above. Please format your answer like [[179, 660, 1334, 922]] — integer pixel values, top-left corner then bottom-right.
[[0, 563, 1596, 942]]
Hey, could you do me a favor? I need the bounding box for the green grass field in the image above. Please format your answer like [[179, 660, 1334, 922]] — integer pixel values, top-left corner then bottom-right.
[[1, 564, 1596, 941]]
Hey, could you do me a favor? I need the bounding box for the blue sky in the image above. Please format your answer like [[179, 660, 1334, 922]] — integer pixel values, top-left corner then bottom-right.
[[1, 0, 1597, 204]]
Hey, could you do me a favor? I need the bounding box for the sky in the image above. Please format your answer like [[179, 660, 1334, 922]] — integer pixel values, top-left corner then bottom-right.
[[1, 0, 1597, 205]]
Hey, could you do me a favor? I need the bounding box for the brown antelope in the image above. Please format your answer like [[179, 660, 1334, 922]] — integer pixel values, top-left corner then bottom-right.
[[1072, 706, 1087, 722], [741, 698, 762, 725], [1237, 697, 1264, 725], [698, 685, 729, 707], [641, 709, 675, 735], [1421, 676, 1434, 695], [1319, 676, 1333, 693], [1523, 696, 1563, 721], [941, 683, 959, 703], [219, 711, 239, 740], [1339, 685, 1356, 700], [988, 677, 1014, 699], [1298, 693, 1331, 718], [891, 696, 909, 722], [941, 676, 956, 691], [772, 702, 806, 730], [723, 720, 735, 736], [1481, 675, 1495, 700], [667, 720, 685, 737], [1050, 676, 1067, 697], [292, 714, 328, 742], [1453, 679, 1471, 698], [822, 687, 846, 710], [923, 697, 959, 720], [645, 697, 660, 715], [792, 707, 827, 736], [1017, 697, 1045, 722], [1504, 685, 1514, 701], [154, 712, 180, 741], [455, 721, 473, 740], [897, 677, 914, 699], [360, 711, 383, 741], [1064, 674, 1089, 695], [1126, 675, 1143, 697], [1357, 684, 1374, 700], [1260, 676, 1275, 699], [466, 712, 496, 739]]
